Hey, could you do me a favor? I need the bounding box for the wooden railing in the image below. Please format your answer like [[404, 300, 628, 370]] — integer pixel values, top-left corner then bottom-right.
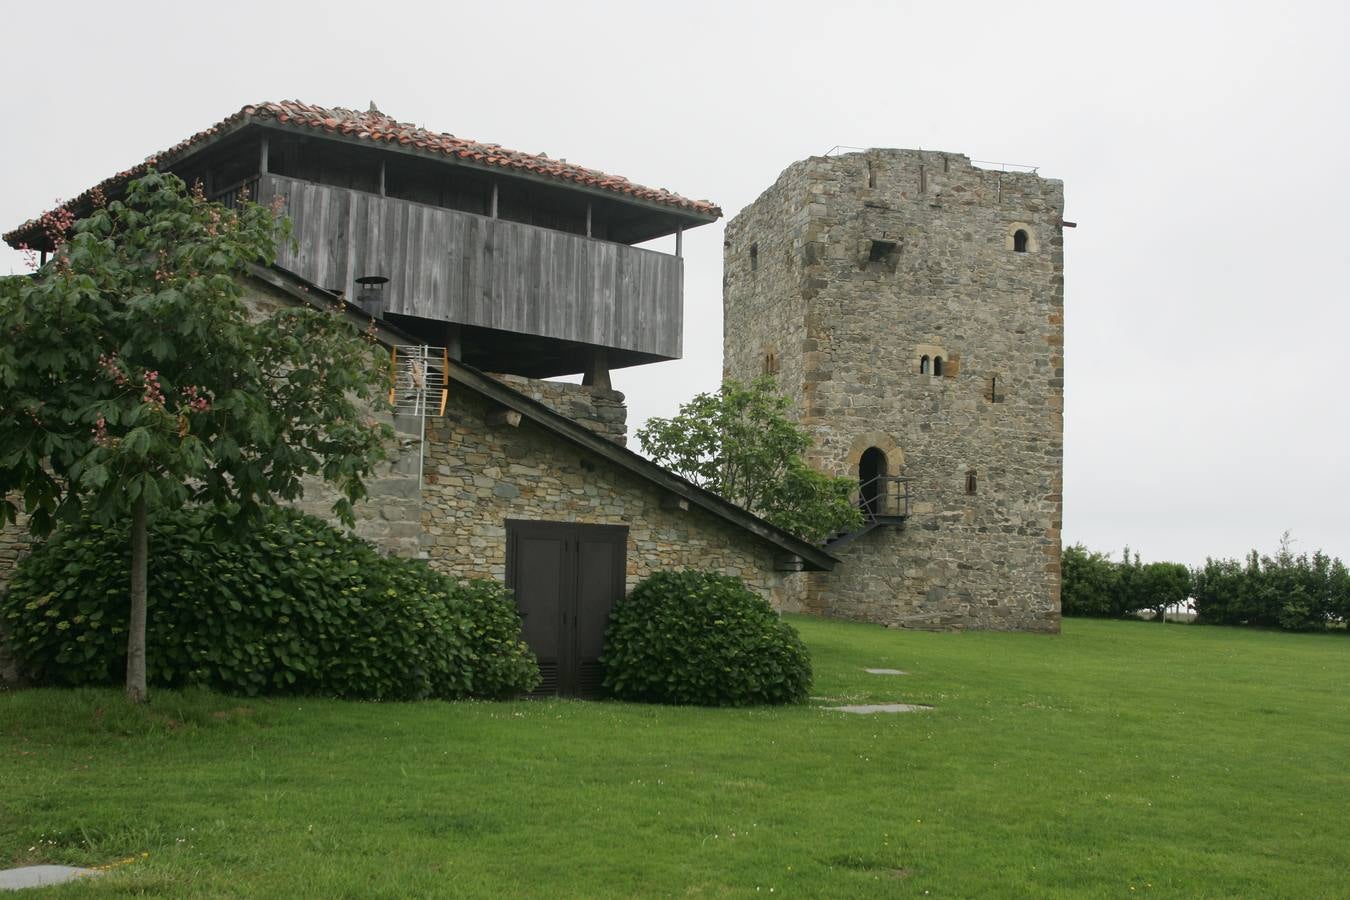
[[209, 176, 261, 210]]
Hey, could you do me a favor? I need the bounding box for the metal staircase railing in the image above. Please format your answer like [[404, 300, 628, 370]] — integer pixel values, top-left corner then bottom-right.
[[824, 475, 912, 550]]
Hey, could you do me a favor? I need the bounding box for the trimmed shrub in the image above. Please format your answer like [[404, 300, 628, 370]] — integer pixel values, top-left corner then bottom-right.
[[601, 570, 811, 706], [0, 507, 538, 699]]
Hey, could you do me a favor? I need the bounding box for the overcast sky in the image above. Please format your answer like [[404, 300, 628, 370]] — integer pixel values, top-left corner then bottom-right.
[[2, 0, 1346, 566]]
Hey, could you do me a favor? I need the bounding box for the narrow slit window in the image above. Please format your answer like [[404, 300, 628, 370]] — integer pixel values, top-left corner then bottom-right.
[[1013, 229, 1029, 253], [919, 355, 930, 375], [966, 470, 978, 495], [750, 243, 759, 271], [933, 356, 944, 377]]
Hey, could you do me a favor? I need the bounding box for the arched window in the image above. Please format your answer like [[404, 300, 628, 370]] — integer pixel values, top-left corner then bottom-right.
[[859, 447, 888, 515], [919, 355, 930, 375], [966, 469, 978, 495], [1013, 229, 1029, 253], [933, 356, 944, 377]]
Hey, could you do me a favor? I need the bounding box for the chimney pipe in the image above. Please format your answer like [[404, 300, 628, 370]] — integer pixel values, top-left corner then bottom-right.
[[355, 275, 389, 319]]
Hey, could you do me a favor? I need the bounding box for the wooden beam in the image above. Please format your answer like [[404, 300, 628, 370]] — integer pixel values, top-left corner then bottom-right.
[[675, 225, 683, 259], [490, 182, 499, 218], [378, 159, 386, 197], [586, 202, 592, 238], [259, 134, 269, 175]]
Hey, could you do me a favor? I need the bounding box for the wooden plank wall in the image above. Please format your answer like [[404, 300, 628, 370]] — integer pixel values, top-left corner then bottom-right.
[[263, 174, 683, 358]]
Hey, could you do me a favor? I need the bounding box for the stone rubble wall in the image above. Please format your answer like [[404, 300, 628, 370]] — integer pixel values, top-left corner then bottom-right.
[[0, 501, 31, 683], [724, 149, 1064, 632], [488, 374, 628, 445], [421, 388, 802, 609]]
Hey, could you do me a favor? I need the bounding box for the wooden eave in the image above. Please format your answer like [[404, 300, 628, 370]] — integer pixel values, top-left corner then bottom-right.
[[6, 118, 717, 249], [256, 121, 718, 226], [247, 264, 839, 573]]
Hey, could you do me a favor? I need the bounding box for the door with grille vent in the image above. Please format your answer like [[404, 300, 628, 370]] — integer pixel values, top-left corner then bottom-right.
[[506, 520, 627, 698]]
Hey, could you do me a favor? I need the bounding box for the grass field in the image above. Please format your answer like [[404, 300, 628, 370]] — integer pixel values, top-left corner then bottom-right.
[[2, 617, 1347, 898]]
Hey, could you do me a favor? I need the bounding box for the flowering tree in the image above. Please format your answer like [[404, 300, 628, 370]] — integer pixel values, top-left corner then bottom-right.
[[0, 172, 392, 702]]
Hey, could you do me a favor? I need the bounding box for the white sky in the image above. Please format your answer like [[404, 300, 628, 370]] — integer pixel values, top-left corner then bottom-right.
[[2, 0, 1346, 567]]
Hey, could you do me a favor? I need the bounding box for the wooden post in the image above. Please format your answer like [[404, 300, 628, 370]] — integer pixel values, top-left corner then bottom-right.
[[675, 225, 683, 259], [259, 134, 269, 175], [490, 182, 499, 218], [586, 202, 592, 238], [446, 323, 462, 362], [378, 159, 386, 197], [581, 348, 611, 392]]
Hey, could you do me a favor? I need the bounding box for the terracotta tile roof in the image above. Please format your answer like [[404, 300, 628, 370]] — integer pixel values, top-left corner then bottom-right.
[[4, 100, 721, 249]]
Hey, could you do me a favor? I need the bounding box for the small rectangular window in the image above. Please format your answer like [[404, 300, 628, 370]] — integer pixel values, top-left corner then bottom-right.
[[749, 243, 759, 271], [868, 240, 897, 262]]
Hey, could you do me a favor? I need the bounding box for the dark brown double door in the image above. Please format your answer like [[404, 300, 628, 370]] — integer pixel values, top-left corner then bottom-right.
[[505, 520, 627, 698]]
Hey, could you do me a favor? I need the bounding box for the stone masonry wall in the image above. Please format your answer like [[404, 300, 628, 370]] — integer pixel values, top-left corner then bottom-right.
[[0, 501, 31, 683], [724, 150, 1064, 632], [488, 374, 627, 445], [421, 388, 801, 608]]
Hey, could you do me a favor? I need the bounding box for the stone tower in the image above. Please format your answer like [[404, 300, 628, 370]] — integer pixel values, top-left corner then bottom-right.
[[723, 150, 1065, 632]]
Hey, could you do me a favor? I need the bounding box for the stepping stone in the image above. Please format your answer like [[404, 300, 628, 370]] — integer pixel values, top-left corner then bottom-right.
[[829, 703, 933, 714], [864, 668, 907, 675], [0, 865, 101, 891]]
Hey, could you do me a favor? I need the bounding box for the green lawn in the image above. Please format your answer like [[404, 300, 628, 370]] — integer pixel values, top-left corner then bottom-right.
[[2, 617, 1347, 898]]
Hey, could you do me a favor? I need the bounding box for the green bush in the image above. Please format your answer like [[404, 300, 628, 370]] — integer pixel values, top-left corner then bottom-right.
[[1061, 544, 1124, 617], [601, 570, 811, 706], [0, 506, 538, 699], [1192, 542, 1350, 631]]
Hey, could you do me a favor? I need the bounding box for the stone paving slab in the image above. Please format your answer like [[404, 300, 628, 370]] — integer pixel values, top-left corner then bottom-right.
[[829, 703, 934, 714], [0, 865, 100, 891], [863, 668, 907, 675]]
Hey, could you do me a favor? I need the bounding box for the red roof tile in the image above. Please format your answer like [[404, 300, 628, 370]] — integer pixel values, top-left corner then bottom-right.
[[4, 100, 721, 248]]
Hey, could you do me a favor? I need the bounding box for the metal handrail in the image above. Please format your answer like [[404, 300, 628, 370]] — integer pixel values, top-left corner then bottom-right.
[[854, 474, 912, 522]]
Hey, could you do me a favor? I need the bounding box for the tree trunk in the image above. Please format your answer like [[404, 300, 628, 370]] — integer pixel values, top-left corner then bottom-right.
[[126, 497, 149, 703]]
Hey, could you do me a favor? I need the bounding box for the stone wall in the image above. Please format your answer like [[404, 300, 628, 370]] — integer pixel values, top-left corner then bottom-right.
[[420, 388, 802, 608], [488, 374, 627, 445], [0, 504, 30, 590], [0, 501, 30, 683], [725, 149, 1064, 632]]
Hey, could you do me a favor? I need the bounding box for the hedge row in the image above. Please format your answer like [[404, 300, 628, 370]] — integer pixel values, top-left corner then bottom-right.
[[0, 506, 539, 699], [1063, 541, 1350, 631]]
